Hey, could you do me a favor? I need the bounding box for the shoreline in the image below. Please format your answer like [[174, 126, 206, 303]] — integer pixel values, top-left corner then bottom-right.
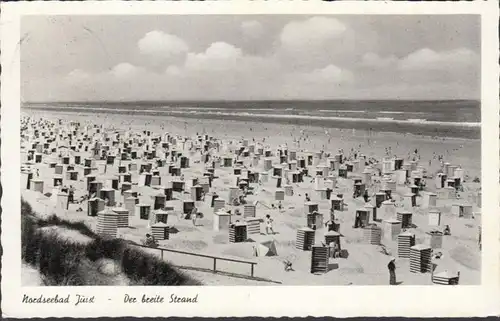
[[22, 106, 481, 140], [22, 108, 481, 180]]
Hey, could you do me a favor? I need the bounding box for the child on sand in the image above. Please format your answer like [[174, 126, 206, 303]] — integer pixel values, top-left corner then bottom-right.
[[144, 233, 158, 248], [191, 206, 198, 226], [252, 245, 258, 257], [329, 242, 339, 258], [265, 215, 275, 235], [283, 259, 294, 272]]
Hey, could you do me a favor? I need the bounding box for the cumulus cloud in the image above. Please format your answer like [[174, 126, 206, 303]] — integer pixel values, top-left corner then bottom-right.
[[110, 63, 142, 79], [275, 17, 361, 72], [22, 16, 480, 101], [202, 42, 242, 60], [398, 48, 478, 71], [40, 45, 480, 101], [280, 17, 347, 49], [241, 20, 264, 39], [185, 42, 243, 71], [138, 30, 189, 58], [303, 64, 354, 85], [276, 64, 355, 99]]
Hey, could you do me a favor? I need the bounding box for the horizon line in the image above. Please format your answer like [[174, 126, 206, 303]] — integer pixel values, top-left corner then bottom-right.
[[22, 98, 480, 104]]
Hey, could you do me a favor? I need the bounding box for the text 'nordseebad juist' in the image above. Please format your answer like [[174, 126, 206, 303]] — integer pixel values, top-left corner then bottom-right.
[[22, 294, 198, 305]]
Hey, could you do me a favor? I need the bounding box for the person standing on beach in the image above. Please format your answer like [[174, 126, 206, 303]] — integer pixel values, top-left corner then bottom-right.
[[68, 185, 75, 204], [325, 209, 336, 231], [363, 189, 370, 203], [265, 214, 275, 235], [388, 258, 397, 285], [478, 226, 481, 250], [353, 212, 361, 228]]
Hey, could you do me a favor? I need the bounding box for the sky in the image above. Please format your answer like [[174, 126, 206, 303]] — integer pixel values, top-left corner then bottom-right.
[[21, 15, 480, 102]]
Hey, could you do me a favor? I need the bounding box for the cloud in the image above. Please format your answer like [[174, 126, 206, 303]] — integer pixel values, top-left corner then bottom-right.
[[25, 22, 479, 102], [66, 69, 90, 82], [21, 15, 481, 102], [185, 42, 243, 72], [202, 42, 242, 60], [360, 48, 479, 73], [110, 63, 142, 79], [280, 17, 347, 49], [241, 20, 264, 39], [398, 48, 478, 71], [275, 17, 360, 72], [276, 64, 354, 99], [165, 65, 182, 76], [302, 64, 354, 85], [361, 53, 398, 69], [138, 30, 189, 58]]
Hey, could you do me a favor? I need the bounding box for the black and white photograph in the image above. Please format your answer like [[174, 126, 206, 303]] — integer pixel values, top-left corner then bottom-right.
[[2, 1, 499, 318]]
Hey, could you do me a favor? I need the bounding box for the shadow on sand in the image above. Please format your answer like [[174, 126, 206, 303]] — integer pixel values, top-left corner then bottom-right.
[[328, 263, 339, 271]]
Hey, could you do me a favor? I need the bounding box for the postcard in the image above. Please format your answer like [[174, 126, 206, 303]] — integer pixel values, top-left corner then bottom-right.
[[1, 0, 499, 318]]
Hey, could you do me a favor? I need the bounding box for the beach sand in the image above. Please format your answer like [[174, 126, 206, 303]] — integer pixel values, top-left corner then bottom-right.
[[20, 109, 482, 285]]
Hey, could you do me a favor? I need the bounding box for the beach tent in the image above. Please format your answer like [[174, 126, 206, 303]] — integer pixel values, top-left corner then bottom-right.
[[255, 240, 278, 257]]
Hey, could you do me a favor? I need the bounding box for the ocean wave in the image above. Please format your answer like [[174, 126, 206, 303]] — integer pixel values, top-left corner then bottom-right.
[[407, 119, 428, 123], [252, 113, 480, 128], [319, 109, 365, 113], [174, 107, 286, 113], [379, 111, 405, 114], [319, 110, 425, 116], [22, 105, 481, 128], [173, 107, 227, 111]]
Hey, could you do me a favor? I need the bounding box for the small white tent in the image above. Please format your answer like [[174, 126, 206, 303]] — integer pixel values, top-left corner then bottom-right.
[[255, 240, 278, 257]]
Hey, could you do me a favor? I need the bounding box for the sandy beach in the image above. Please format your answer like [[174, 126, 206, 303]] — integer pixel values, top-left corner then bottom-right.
[[21, 109, 482, 285]]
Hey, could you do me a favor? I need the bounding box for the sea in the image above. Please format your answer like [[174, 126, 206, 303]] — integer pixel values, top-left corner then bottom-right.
[[22, 100, 481, 139]]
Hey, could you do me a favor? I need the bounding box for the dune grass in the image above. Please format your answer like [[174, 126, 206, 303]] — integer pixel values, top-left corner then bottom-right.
[[21, 199, 200, 286]]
